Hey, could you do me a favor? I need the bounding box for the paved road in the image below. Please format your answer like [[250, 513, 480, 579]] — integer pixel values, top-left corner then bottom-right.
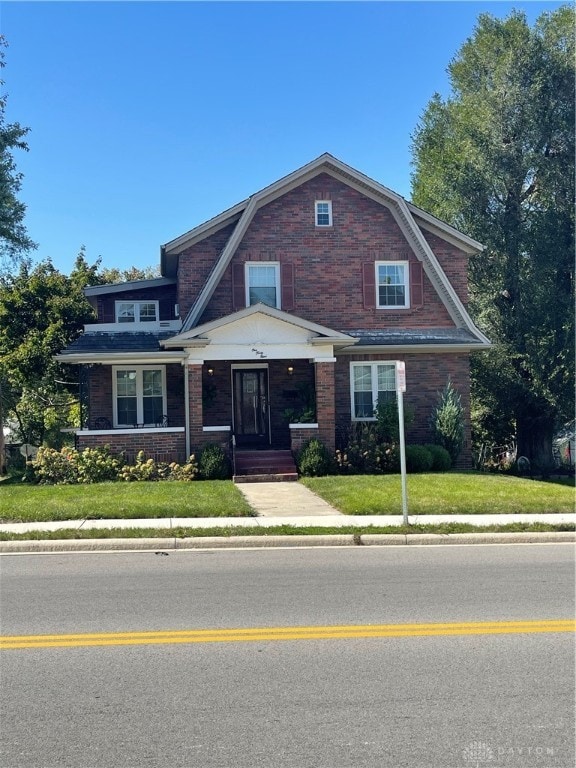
[[0, 545, 574, 768]]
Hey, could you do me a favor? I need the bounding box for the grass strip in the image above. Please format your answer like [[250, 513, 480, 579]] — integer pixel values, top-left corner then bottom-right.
[[302, 472, 575, 515], [0, 522, 573, 541], [0, 480, 255, 522]]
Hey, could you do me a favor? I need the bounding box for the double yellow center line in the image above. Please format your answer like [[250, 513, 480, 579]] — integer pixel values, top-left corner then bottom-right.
[[1, 619, 574, 650]]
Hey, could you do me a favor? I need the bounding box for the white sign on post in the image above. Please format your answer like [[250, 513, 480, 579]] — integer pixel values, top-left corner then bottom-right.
[[395, 361, 409, 525], [396, 360, 406, 392]]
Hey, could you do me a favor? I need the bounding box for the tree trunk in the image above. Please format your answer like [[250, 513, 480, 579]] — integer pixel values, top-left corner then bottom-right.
[[516, 413, 555, 473]]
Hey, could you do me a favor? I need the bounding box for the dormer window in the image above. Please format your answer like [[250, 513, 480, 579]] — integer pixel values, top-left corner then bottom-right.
[[315, 200, 332, 227], [115, 301, 159, 323]]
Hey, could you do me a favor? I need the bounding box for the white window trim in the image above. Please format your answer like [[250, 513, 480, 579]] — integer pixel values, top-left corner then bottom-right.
[[350, 362, 396, 421], [112, 365, 167, 427], [315, 200, 333, 227], [115, 300, 160, 324], [375, 261, 410, 309], [245, 262, 281, 309]]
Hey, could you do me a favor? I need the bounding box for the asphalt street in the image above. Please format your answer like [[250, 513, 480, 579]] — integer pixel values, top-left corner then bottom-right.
[[0, 544, 574, 768]]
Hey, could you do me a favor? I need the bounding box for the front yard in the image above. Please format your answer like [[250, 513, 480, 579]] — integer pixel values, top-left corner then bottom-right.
[[302, 473, 575, 515], [0, 471, 573, 524], [0, 481, 254, 522]]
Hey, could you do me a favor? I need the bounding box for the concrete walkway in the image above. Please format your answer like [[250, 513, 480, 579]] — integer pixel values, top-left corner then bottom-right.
[[236, 482, 340, 517]]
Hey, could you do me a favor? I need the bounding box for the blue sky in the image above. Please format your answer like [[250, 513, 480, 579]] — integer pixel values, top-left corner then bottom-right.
[[1, 0, 565, 275]]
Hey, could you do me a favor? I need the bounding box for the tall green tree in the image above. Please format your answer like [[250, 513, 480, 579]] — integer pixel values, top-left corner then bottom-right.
[[411, 6, 575, 469], [0, 36, 37, 471], [0, 255, 97, 449], [0, 36, 36, 267]]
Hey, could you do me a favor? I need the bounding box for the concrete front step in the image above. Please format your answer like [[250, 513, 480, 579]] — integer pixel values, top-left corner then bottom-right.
[[233, 472, 299, 484], [233, 450, 298, 483]]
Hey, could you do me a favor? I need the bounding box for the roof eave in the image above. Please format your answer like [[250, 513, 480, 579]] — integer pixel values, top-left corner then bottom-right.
[[337, 342, 491, 354], [56, 351, 188, 365]]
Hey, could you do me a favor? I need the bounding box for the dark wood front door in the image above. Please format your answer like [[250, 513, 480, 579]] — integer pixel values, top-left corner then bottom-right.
[[233, 368, 270, 447]]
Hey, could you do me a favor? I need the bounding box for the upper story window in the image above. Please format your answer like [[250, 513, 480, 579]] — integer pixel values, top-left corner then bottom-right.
[[115, 300, 159, 323], [376, 262, 409, 308], [351, 362, 396, 420], [315, 200, 332, 227], [246, 263, 280, 308]]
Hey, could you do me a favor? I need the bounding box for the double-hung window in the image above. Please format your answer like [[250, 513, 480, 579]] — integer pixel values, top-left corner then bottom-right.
[[376, 262, 409, 308], [115, 301, 159, 323], [246, 263, 280, 308], [315, 200, 332, 227], [113, 366, 165, 427], [351, 362, 396, 420]]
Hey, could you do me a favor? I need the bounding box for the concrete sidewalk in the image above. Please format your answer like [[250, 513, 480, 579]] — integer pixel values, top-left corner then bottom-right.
[[0, 481, 573, 536]]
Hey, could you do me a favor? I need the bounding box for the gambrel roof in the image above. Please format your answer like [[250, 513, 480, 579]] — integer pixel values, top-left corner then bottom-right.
[[160, 153, 488, 345]]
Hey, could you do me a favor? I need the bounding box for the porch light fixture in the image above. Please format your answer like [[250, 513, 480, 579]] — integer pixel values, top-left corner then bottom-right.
[[207, 366, 214, 376], [287, 365, 294, 376]]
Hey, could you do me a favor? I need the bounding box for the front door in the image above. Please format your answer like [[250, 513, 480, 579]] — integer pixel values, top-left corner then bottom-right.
[[233, 368, 270, 447]]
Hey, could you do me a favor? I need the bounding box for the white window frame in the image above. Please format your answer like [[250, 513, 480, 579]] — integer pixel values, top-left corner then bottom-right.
[[315, 200, 332, 227], [375, 261, 410, 309], [112, 365, 166, 427], [350, 362, 397, 421], [115, 300, 159, 324], [245, 262, 281, 309]]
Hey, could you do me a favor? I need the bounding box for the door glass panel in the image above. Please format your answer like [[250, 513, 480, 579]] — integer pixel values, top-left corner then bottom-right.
[[234, 370, 269, 441]]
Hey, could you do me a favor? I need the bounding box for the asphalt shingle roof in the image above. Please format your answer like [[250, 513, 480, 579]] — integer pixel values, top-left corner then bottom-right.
[[59, 332, 176, 355], [344, 328, 484, 346]]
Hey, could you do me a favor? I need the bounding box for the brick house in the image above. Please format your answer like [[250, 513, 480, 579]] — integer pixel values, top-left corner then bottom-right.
[[57, 154, 489, 477]]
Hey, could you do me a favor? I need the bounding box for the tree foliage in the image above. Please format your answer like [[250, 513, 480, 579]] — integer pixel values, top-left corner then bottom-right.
[[411, 6, 575, 468], [0, 253, 97, 447], [0, 36, 36, 267]]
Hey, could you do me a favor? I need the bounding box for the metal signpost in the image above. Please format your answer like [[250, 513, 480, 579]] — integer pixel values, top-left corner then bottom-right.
[[395, 361, 409, 525]]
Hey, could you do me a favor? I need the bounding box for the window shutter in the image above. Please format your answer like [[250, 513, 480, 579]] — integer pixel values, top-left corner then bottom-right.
[[280, 262, 294, 310], [410, 262, 423, 307], [232, 263, 245, 310], [363, 263, 376, 309]]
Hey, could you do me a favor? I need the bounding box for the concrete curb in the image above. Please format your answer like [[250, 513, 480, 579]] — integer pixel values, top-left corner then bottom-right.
[[0, 531, 573, 553]]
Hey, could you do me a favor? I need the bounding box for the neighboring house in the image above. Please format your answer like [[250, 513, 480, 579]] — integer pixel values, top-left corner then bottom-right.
[[57, 154, 490, 475]]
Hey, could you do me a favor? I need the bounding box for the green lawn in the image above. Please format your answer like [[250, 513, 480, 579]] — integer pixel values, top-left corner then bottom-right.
[[0, 481, 254, 523], [301, 472, 575, 515], [0, 472, 574, 524], [0, 521, 573, 541]]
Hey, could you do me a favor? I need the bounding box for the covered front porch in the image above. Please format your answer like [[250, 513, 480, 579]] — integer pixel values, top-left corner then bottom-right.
[[66, 305, 357, 466]]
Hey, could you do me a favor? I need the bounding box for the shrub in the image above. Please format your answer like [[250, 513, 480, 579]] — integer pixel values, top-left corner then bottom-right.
[[119, 451, 160, 481], [75, 446, 122, 483], [374, 400, 414, 443], [198, 444, 231, 480], [429, 381, 465, 463], [167, 455, 199, 481], [424, 444, 452, 472], [297, 438, 334, 477], [405, 445, 433, 473], [31, 446, 79, 484], [335, 422, 400, 475]]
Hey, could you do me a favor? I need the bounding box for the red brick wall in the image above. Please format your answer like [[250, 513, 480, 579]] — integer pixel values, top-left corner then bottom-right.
[[77, 431, 186, 464], [192, 174, 457, 329], [334, 352, 472, 467], [420, 230, 470, 309], [177, 222, 237, 318], [315, 361, 336, 451], [97, 285, 178, 323]]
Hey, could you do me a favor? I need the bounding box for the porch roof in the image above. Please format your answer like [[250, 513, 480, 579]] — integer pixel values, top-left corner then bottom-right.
[[338, 327, 491, 352], [56, 331, 187, 365]]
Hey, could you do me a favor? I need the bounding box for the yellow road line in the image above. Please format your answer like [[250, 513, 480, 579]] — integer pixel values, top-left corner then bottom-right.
[[1, 620, 574, 649]]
